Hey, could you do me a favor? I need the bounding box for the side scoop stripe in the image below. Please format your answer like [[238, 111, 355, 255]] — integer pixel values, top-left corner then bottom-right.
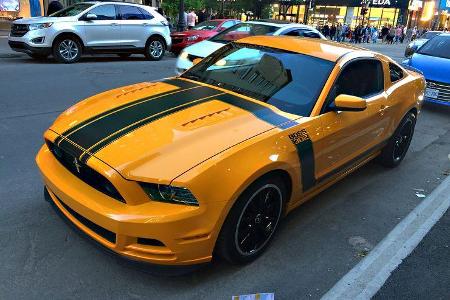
[[294, 140, 316, 192], [55, 78, 198, 145]]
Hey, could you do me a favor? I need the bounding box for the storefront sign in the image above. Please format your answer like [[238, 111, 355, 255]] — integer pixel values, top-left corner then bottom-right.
[[0, 0, 20, 11], [372, 0, 391, 5]]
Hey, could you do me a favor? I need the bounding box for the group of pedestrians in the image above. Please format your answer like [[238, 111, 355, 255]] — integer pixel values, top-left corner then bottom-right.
[[319, 23, 425, 44]]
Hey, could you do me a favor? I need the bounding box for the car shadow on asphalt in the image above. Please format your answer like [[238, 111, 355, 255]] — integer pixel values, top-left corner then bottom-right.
[[2, 52, 177, 64]]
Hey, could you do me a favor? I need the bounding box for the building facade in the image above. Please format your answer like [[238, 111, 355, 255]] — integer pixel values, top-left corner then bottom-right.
[[273, 0, 411, 28]]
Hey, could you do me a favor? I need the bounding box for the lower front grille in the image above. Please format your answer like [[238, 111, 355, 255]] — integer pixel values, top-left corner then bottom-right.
[[46, 140, 125, 202], [11, 24, 29, 37], [426, 80, 450, 102], [54, 191, 117, 244], [172, 37, 184, 44]]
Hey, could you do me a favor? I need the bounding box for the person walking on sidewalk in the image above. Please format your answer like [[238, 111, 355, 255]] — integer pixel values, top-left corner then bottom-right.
[[372, 26, 378, 43], [187, 9, 197, 30]]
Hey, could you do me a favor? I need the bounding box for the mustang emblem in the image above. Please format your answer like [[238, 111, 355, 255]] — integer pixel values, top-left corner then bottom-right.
[[73, 157, 82, 173]]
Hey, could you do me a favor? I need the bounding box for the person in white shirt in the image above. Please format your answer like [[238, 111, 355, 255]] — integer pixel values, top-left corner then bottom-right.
[[187, 9, 197, 29]]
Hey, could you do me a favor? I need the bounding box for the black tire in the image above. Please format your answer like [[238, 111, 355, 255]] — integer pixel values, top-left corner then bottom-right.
[[28, 53, 48, 60], [379, 112, 416, 168], [52, 36, 82, 63], [118, 53, 131, 59], [144, 37, 165, 61], [215, 176, 286, 264]]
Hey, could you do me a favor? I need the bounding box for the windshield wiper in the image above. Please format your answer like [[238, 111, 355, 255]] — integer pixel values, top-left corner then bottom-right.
[[182, 73, 201, 81]]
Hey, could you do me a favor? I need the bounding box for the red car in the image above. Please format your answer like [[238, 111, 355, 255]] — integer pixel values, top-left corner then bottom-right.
[[170, 19, 240, 54]]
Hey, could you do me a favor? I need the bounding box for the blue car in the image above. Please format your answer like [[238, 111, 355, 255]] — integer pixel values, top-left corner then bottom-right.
[[403, 33, 450, 106]]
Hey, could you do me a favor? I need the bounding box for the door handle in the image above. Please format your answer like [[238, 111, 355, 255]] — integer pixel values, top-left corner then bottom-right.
[[111, 23, 119, 26], [143, 23, 151, 26]]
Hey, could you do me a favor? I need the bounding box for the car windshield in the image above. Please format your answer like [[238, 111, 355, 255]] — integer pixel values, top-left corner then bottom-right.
[[210, 23, 279, 43], [182, 43, 334, 116], [193, 20, 221, 30], [417, 36, 450, 59], [421, 31, 440, 39], [50, 3, 93, 17]]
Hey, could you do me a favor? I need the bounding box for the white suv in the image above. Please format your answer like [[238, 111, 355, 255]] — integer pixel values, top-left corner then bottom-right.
[[8, 1, 171, 63]]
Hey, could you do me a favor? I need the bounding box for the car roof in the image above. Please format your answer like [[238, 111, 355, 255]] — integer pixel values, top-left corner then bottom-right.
[[235, 36, 368, 62]]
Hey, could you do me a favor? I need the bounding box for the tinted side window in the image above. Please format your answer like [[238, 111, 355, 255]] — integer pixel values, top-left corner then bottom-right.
[[303, 31, 321, 38], [88, 5, 116, 20], [389, 62, 404, 83], [138, 7, 153, 20], [335, 60, 384, 98], [285, 29, 303, 36], [119, 5, 145, 20]]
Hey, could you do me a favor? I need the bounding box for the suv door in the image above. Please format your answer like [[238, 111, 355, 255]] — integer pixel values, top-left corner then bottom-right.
[[313, 58, 387, 179], [116, 4, 152, 49], [80, 4, 120, 48]]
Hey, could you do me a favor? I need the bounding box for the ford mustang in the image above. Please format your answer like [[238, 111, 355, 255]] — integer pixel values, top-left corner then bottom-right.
[[36, 37, 425, 266]]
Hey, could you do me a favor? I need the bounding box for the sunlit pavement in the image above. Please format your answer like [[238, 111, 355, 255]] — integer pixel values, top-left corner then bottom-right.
[[0, 35, 449, 299]]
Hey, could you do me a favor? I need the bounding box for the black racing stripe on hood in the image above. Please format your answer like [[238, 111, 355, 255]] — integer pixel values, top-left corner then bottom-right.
[[54, 78, 198, 146], [80, 92, 297, 163], [69, 86, 221, 156]]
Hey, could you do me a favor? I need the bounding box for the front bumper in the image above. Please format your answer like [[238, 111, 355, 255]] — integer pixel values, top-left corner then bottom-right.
[[424, 97, 450, 106], [36, 144, 226, 265], [8, 41, 52, 56]]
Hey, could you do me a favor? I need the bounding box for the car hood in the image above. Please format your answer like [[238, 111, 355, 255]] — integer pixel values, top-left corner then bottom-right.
[[410, 53, 450, 83], [13, 16, 75, 24], [183, 40, 224, 58], [50, 78, 296, 183]]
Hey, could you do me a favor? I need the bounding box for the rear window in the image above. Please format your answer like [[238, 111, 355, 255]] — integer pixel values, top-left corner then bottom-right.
[[210, 23, 279, 43]]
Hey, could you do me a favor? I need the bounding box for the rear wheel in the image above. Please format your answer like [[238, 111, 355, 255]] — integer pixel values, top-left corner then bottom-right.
[[144, 37, 165, 61], [379, 112, 416, 167], [215, 176, 286, 264], [53, 36, 82, 63]]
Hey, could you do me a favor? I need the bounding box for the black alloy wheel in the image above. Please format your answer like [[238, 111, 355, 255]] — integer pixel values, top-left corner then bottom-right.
[[379, 112, 416, 167], [215, 176, 286, 264], [235, 184, 283, 256]]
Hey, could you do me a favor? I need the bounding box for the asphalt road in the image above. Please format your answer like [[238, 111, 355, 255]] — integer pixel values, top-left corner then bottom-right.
[[0, 36, 449, 299]]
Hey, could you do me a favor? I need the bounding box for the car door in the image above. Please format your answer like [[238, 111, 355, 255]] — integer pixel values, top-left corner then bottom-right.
[[80, 4, 120, 48], [116, 4, 150, 49], [313, 58, 388, 179]]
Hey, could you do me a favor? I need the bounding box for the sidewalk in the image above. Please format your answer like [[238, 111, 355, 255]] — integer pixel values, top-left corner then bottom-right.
[[374, 208, 450, 299], [0, 19, 11, 31]]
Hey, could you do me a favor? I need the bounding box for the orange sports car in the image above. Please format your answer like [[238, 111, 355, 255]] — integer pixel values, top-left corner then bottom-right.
[[36, 36, 425, 266]]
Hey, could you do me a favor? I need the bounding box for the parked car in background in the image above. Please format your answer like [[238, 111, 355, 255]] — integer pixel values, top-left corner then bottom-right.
[[8, 1, 171, 63], [170, 19, 240, 55], [403, 33, 450, 106], [404, 31, 441, 57], [175, 20, 326, 74]]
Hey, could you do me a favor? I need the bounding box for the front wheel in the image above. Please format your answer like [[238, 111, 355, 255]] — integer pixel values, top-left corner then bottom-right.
[[144, 37, 165, 61], [379, 112, 416, 168], [215, 176, 286, 264], [53, 37, 82, 63]]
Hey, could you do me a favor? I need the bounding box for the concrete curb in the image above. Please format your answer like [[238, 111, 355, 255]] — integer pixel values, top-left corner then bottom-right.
[[322, 174, 450, 300]]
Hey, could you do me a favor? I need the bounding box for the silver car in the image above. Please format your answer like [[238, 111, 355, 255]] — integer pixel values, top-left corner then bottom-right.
[[8, 1, 171, 63]]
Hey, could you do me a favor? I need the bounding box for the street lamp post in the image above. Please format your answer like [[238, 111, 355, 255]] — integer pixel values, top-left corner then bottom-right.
[[177, 0, 186, 32]]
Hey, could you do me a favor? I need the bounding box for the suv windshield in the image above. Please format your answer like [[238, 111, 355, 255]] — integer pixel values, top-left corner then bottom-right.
[[417, 36, 450, 59], [210, 23, 279, 43], [193, 20, 221, 30], [50, 3, 94, 17], [421, 31, 440, 39], [182, 43, 334, 116]]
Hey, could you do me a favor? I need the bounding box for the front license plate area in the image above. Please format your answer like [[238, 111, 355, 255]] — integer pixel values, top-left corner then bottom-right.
[[425, 88, 439, 99]]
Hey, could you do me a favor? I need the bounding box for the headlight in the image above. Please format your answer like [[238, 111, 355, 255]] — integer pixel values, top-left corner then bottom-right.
[[179, 51, 189, 59], [140, 183, 199, 206], [187, 35, 199, 41], [28, 23, 53, 31]]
